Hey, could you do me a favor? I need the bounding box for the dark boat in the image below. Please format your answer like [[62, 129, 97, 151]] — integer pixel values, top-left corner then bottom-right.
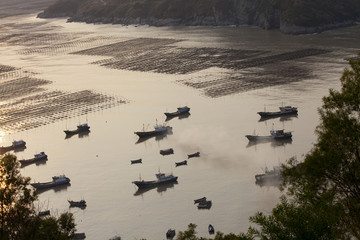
[[64, 123, 90, 136], [131, 159, 142, 164], [164, 106, 190, 118], [38, 210, 50, 216], [160, 148, 174, 155], [208, 224, 215, 234], [175, 160, 187, 167], [246, 129, 292, 141], [258, 106, 298, 118], [0, 140, 26, 154], [255, 166, 282, 184], [31, 175, 70, 189], [132, 172, 178, 189], [19, 152, 48, 167], [188, 152, 200, 158], [72, 233, 86, 239], [68, 200, 87, 208], [166, 229, 176, 239], [135, 123, 172, 138], [194, 197, 207, 204], [197, 200, 212, 209]]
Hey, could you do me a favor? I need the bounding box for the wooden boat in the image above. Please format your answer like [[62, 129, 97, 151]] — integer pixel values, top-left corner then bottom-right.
[[258, 106, 298, 118], [160, 148, 174, 155], [0, 140, 26, 153], [131, 159, 142, 164], [194, 197, 207, 204], [166, 229, 176, 239], [135, 123, 172, 138], [175, 160, 187, 167], [208, 224, 215, 234], [187, 152, 200, 158], [68, 200, 87, 208], [31, 175, 70, 189], [64, 123, 90, 136], [19, 152, 48, 167], [133, 172, 178, 189], [164, 106, 190, 118], [38, 210, 50, 216], [197, 200, 212, 209]]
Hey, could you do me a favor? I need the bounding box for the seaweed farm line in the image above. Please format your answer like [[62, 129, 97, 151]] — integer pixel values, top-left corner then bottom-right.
[[1, 12, 360, 240]]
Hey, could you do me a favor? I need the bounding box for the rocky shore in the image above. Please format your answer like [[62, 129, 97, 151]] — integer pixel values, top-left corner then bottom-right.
[[37, 0, 360, 35]]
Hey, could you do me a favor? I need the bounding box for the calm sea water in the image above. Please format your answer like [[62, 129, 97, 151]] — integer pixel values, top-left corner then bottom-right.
[[1, 13, 360, 240]]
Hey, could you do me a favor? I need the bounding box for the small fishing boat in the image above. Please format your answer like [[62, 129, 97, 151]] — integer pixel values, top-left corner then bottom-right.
[[131, 159, 142, 164], [31, 175, 70, 189], [0, 140, 26, 153], [194, 197, 207, 204], [135, 123, 172, 138], [19, 152, 48, 167], [246, 129, 292, 141], [255, 166, 282, 183], [175, 160, 187, 167], [160, 148, 174, 155], [258, 106, 298, 118], [166, 229, 176, 239], [197, 200, 212, 209], [208, 224, 215, 234], [72, 233, 86, 239], [133, 172, 178, 189], [165, 106, 190, 118], [68, 200, 87, 208], [64, 123, 90, 136], [187, 152, 200, 158], [38, 210, 50, 216]]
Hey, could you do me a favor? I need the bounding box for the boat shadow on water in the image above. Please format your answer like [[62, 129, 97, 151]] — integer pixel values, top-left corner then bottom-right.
[[133, 181, 178, 196], [258, 113, 298, 122], [165, 112, 191, 122], [35, 183, 71, 194], [246, 138, 292, 148], [64, 130, 90, 139]]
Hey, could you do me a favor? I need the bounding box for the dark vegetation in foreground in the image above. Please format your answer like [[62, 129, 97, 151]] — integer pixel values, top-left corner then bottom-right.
[[38, 0, 360, 34]]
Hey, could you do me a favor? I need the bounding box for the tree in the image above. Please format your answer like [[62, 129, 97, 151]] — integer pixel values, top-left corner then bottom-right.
[[0, 154, 76, 240], [248, 52, 360, 239]]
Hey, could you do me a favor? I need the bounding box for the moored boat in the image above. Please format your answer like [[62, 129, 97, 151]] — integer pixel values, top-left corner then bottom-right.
[[135, 123, 172, 138], [194, 197, 207, 204], [166, 229, 176, 239], [64, 123, 90, 136], [160, 148, 174, 155], [132, 172, 178, 189], [175, 160, 187, 167], [208, 224, 215, 234], [187, 152, 200, 158], [31, 175, 70, 189], [258, 106, 298, 118], [131, 159, 142, 164], [0, 140, 26, 153], [68, 200, 87, 208], [255, 166, 282, 183], [19, 152, 48, 166], [197, 200, 212, 209], [165, 106, 190, 118]]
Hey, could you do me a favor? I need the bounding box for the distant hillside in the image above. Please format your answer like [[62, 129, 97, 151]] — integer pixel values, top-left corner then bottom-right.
[[38, 0, 360, 34]]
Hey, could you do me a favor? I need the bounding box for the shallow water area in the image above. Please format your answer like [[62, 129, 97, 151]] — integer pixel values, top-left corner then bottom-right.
[[1, 11, 360, 239]]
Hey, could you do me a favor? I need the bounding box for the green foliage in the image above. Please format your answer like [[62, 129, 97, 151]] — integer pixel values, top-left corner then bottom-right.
[[0, 154, 76, 240]]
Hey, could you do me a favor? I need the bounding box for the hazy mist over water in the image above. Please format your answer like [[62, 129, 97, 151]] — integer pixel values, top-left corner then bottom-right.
[[1, 3, 360, 239]]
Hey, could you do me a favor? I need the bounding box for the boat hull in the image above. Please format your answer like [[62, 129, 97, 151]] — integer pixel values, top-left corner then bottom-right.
[[31, 177, 70, 189], [133, 176, 178, 188]]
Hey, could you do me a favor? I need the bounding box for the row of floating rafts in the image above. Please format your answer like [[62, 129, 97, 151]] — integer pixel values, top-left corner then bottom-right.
[[130, 149, 200, 167]]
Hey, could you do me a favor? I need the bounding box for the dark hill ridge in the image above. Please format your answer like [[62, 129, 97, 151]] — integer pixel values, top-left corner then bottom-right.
[[38, 0, 360, 34]]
